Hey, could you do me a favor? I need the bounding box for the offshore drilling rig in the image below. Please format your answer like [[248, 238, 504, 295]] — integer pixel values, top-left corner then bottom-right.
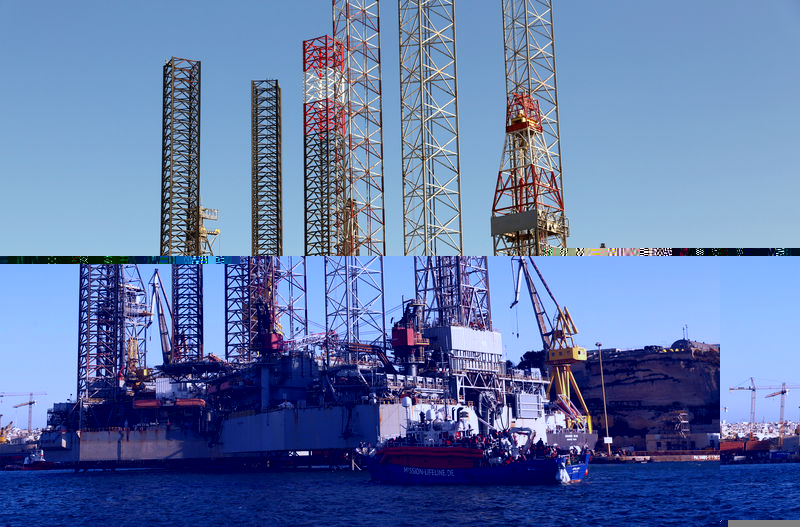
[[157, 1, 572, 256], [42, 258, 593, 469]]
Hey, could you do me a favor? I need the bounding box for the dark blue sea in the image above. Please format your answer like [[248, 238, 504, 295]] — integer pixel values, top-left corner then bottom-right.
[[720, 464, 800, 521], [1, 463, 719, 526]]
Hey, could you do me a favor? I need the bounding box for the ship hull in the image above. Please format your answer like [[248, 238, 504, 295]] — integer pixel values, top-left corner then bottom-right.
[[546, 430, 599, 450], [369, 454, 590, 485]]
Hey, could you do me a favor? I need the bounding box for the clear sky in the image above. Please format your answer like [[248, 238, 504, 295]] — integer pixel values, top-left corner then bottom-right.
[[1, 1, 798, 254], [0, 257, 719, 428], [720, 258, 800, 424]]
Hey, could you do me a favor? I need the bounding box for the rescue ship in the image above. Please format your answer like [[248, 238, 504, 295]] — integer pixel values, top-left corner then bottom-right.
[[367, 398, 590, 485]]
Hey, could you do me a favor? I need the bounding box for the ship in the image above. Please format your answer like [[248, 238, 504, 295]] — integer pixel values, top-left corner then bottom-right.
[[367, 398, 590, 485], [21, 449, 57, 471]]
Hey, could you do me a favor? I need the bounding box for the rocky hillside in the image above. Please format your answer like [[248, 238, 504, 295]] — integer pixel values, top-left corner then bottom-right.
[[520, 340, 720, 450]]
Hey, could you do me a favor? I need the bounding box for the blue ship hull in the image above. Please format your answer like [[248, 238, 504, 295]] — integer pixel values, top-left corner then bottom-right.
[[369, 454, 590, 486]]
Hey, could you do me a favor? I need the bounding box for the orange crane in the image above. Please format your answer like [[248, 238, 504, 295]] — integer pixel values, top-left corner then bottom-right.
[[0, 392, 47, 435]]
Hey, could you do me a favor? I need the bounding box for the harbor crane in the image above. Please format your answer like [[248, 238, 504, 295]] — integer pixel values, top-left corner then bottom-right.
[[0, 392, 47, 435], [766, 384, 789, 448], [729, 378, 757, 438], [730, 380, 800, 443], [510, 257, 592, 433], [764, 383, 800, 448]]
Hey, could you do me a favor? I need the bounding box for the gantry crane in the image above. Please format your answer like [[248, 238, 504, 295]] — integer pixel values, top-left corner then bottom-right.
[[730, 380, 800, 443], [510, 257, 591, 433], [0, 392, 47, 435]]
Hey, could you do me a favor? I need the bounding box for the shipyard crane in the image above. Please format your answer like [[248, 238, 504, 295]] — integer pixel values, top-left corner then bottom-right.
[[510, 257, 591, 433], [0, 393, 47, 435], [766, 384, 788, 448], [763, 383, 800, 448], [729, 378, 757, 438], [729, 380, 800, 441]]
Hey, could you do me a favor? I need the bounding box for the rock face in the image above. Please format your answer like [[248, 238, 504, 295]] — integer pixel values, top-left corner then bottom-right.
[[520, 340, 720, 450]]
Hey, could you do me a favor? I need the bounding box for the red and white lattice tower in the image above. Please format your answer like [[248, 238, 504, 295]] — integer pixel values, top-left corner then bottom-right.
[[303, 36, 351, 255], [491, 0, 568, 255], [333, 0, 386, 256]]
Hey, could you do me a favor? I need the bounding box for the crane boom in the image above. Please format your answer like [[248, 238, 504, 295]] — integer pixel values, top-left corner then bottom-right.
[[509, 258, 591, 433], [151, 269, 173, 364], [511, 257, 551, 350]]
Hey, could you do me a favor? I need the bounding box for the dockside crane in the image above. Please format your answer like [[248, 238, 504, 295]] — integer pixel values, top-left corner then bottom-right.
[[0, 392, 47, 435], [510, 257, 591, 433]]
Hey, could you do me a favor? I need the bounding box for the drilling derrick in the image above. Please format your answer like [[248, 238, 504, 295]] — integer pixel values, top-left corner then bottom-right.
[[77, 264, 150, 428], [333, 0, 386, 255], [399, 0, 463, 255], [225, 257, 307, 363], [161, 57, 202, 256], [77, 264, 121, 407], [324, 257, 386, 365], [120, 265, 150, 383], [414, 257, 502, 425], [491, 0, 568, 255], [171, 264, 203, 363], [414, 256, 492, 331], [251, 80, 283, 255], [303, 36, 349, 255]]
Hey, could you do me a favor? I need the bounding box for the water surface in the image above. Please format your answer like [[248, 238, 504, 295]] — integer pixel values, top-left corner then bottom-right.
[[1, 462, 719, 526]]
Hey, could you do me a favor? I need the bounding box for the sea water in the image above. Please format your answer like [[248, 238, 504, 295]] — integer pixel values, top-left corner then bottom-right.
[[720, 463, 800, 521], [0, 462, 719, 526]]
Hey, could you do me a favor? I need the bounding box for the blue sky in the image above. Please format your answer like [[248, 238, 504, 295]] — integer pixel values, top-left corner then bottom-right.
[[1, 1, 798, 254], [0, 258, 719, 428], [720, 259, 800, 424]]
